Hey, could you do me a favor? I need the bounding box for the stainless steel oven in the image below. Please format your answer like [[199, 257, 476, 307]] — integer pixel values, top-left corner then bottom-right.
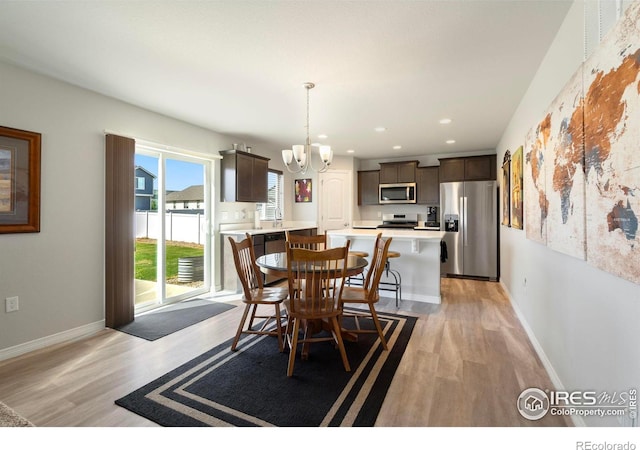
[[379, 183, 416, 204]]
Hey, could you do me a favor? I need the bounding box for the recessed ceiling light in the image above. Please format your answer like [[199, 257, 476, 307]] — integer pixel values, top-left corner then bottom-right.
[[347, 149, 355, 154], [446, 140, 456, 144], [374, 127, 387, 132], [317, 134, 328, 139], [393, 145, 402, 150], [439, 118, 452, 125]]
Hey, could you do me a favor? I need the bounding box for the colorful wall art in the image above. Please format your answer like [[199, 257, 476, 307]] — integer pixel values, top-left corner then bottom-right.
[[524, 1, 640, 284], [511, 146, 523, 230], [583, 2, 640, 284], [294, 178, 312, 202], [502, 151, 511, 227]]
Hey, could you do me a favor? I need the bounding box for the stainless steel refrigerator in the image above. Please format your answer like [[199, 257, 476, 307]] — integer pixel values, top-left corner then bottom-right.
[[440, 180, 498, 280]]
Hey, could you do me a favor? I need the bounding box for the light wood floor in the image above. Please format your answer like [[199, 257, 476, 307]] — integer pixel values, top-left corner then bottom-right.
[[0, 278, 569, 427]]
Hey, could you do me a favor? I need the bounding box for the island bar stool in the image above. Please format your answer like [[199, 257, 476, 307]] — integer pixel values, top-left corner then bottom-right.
[[346, 250, 369, 287], [378, 250, 402, 307]]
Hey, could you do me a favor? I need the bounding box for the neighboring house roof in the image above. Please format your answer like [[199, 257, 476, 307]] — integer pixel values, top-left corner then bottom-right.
[[135, 166, 157, 179], [166, 185, 204, 202]]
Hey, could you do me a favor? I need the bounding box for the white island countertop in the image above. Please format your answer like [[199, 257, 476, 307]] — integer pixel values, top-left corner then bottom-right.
[[327, 228, 445, 241], [327, 228, 445, 304]]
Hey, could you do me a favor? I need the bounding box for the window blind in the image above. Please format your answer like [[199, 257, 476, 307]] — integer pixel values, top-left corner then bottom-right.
[[261, 169, 283, 220]]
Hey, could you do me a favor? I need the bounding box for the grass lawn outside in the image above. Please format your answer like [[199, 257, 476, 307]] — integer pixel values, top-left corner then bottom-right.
[[135, 238, 204, 282]]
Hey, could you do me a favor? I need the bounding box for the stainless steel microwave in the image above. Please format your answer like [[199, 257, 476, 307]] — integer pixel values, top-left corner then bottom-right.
[[379, 183, 417, 204]]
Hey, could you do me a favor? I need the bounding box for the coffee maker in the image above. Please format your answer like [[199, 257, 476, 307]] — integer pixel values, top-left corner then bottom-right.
[[425, 206, 439, 227]]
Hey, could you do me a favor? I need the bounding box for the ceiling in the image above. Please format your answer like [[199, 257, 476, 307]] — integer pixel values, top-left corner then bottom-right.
[[0, 1, 573, 160]]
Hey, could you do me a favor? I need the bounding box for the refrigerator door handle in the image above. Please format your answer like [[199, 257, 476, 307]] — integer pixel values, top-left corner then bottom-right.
[[459, 196, 464, 244], [463, 196, 468, 246]]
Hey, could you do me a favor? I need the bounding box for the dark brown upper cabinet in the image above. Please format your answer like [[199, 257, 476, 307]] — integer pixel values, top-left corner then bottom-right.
[[379, 161, 418, 184], [219, 149, 269, 202], [438, 155, 496, 183], [416, 166, 439, 204], [357, 170, 380, 205]]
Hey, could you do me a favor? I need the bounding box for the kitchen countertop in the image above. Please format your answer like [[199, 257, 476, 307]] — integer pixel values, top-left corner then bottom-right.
[[354, 225, 441, 231], [327, 228, 445, 241], [220, 225, 317, 235]]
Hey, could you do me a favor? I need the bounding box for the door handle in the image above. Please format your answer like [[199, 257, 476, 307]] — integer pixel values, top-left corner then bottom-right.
[[463, 196, 468, 246]]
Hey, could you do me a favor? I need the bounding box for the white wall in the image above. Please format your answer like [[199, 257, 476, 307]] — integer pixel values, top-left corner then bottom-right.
[[0, 61, 235, 351], [496, 1, 640, 426], [252, 148, 358, 225]]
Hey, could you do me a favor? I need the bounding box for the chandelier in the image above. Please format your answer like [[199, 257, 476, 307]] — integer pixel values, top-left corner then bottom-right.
[[281, 82, 333, 174]]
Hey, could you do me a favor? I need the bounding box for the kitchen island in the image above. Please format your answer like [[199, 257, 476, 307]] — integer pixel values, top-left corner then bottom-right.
[[327, 228, 445, 304]]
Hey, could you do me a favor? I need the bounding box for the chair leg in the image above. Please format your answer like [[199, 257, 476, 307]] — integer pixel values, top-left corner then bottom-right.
[[231, 304, 251, 351], [274, 304, 284, 352], [287, 319, 301, 377], [369, 305, 388, 351], [284, 315, 293, 351], [331, 316, 351, 372], [247, 303, 259, 330]]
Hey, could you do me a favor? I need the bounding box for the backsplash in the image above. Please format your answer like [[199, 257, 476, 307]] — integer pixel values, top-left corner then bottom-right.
[[357, 204, 437, 222]]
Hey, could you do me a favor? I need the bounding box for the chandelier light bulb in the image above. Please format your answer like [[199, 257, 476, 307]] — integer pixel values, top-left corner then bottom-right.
[[282, 149, 293, 166]]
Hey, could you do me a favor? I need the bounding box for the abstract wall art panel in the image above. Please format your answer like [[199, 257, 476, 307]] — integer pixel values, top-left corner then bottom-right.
[[583, 1, 640, 284]]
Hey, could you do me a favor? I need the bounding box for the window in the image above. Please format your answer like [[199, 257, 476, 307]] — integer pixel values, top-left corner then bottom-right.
[[259, 169, 283, 220], [136, 176, 145, 190]]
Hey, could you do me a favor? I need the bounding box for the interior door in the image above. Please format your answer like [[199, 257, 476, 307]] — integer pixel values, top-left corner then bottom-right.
[[318, 170, 352, 233]]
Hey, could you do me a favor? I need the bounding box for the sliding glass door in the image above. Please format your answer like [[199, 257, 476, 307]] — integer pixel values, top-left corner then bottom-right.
[[134, 147, 211, 311]]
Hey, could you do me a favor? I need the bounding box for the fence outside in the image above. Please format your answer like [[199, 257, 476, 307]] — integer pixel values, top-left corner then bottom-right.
[[135, 211, 205, 245]]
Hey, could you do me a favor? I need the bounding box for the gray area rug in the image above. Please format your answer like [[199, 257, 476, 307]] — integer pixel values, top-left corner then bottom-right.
[[116, 298, 236, 341], [115, 309, 416, 426], [0, 401, 33, 427]]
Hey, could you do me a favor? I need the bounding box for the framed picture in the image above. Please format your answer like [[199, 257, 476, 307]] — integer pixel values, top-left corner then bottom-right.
[[501, 150, 511, 227], [511, 145, 524, 230], [0, 126, 41, 233], [294, 178, 312, 203]]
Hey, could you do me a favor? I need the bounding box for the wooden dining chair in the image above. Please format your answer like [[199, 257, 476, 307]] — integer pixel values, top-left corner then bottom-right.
[[340, 233, 392, 351], [228, 234, 288, 352], [284, 244, 351, 377], [285, 230, 327, 250]]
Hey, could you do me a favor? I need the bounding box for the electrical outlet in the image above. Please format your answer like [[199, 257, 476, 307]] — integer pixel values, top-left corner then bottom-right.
[[377, 211, 381, 218], [5, 296, 19, 313]]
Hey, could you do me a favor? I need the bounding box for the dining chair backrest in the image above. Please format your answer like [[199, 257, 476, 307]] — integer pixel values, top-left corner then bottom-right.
[[363, 234, 393, 301], [285, 230, 327, 250], [228, 233, 263, 300], [286, 243, 350, 318]]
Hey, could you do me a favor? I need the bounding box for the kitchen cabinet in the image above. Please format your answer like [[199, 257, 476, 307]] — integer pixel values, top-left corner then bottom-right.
[[357, 170, 380, 205], [438, 155, 496, 182], [219, 149, 269, 202], [286, 228, 317, 238], [416, 166, 439, 204], [379, 161, 418, 184]]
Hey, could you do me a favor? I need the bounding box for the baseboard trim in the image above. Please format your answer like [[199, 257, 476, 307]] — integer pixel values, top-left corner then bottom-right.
[[0, 320, 105, 363], [500, 281, 586, 427]]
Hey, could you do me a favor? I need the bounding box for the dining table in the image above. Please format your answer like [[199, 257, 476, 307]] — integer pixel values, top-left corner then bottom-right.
[[255, 251, 369, 358], [255, 251, 368, 280]]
